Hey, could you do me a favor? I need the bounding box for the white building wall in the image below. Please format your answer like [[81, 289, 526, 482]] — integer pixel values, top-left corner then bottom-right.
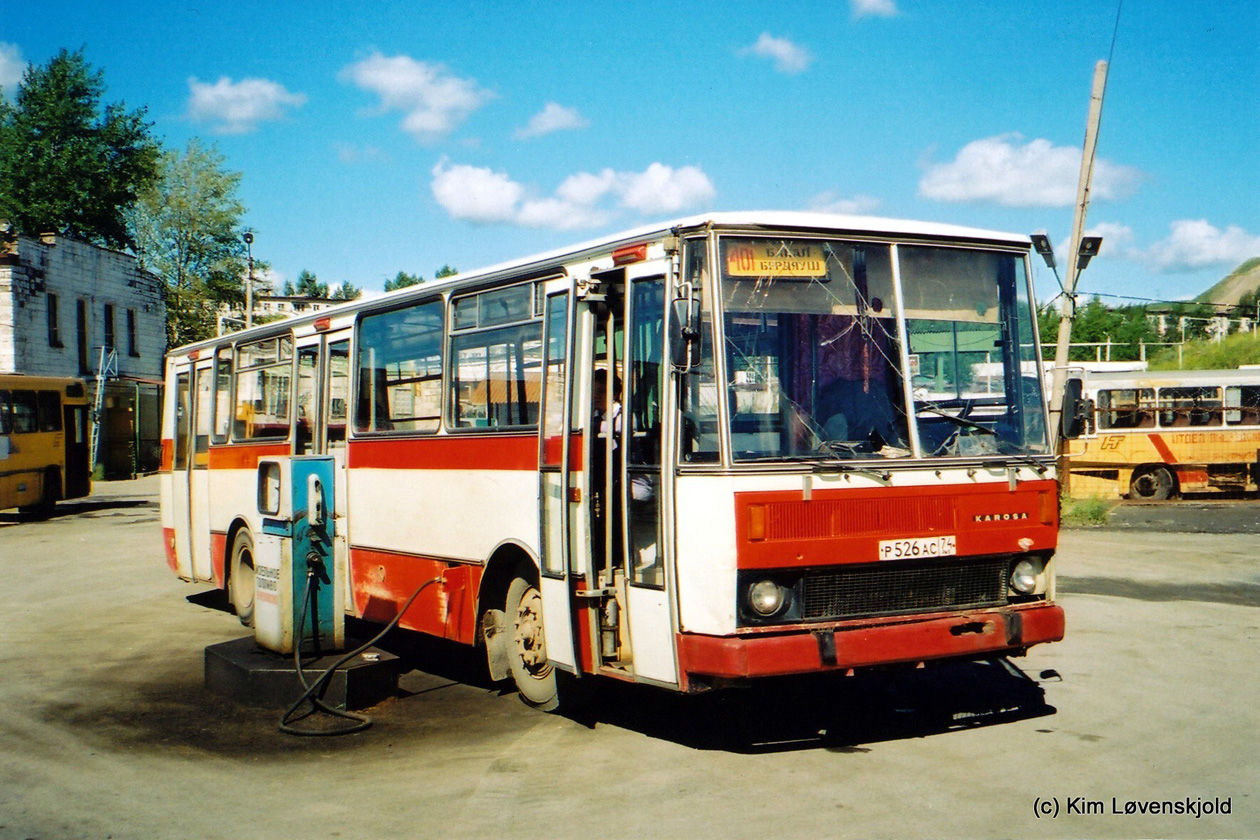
[[0, 232, 165, 380]]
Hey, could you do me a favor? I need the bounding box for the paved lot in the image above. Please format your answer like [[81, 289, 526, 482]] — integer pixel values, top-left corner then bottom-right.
[[1, 478, 1257, 840]]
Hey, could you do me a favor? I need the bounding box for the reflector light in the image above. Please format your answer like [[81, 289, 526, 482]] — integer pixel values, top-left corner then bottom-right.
[[314, 317, 331, 332], [612, 243, 648, 265], [188, 350, 201, 361]]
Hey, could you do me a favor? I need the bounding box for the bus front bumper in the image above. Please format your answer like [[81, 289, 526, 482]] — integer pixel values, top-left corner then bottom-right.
[[676, 603, 1064, 689]]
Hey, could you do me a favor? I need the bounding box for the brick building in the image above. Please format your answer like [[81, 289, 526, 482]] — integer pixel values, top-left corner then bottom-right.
[[0, 228, 166, 477]]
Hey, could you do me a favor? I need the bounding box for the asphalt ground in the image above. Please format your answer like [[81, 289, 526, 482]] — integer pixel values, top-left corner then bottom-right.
[[0, 478, 1257, 840]]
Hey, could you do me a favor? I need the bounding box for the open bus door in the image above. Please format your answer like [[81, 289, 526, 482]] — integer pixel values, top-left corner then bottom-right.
[[188, 359, 214, 582], [538, 261, 678, 688]]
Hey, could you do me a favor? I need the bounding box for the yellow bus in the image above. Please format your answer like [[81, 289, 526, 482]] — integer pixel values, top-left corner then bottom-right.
[[1064, 368, 1260, 500], [0, 374, 92, 515]]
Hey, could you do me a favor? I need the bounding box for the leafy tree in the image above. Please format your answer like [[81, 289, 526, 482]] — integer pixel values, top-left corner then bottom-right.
[[435, 264, 458, 279], [0, 48, 159, 249], [384, 270, 423, 291], [331, 282, 361, 301], [128, 138, 252, 346], [293, 269, 329, 298]]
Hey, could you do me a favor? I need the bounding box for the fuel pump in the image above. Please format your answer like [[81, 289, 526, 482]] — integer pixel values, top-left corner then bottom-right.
[[253, 456, 344, 654]]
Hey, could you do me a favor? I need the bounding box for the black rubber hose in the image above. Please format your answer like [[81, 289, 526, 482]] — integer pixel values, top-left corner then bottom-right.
[[278, 572, 443, 736]]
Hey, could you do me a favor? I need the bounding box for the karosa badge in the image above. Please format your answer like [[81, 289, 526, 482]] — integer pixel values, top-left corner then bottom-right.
[[972, 512, 1030, 523]]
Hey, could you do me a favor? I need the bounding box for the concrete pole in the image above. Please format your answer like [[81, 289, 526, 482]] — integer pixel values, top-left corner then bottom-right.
[[1049, 60, 1108, 448]]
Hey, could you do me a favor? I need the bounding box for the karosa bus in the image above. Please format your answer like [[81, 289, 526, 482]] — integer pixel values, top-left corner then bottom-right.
[[160, 212, 1065, 710], [0, 374, 91, 515]]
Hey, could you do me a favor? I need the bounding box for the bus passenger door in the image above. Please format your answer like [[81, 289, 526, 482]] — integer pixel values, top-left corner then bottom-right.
[[170, 367, 195, 579], [538, 291, 578, 672], [189, 360, 214, 582], [619, 268, 677, 685]]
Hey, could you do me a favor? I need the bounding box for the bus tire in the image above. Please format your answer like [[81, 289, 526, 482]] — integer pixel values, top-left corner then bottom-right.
[[19, 467, 61, 519], [228, 529, 256, 627], [506, 569, 559, 711], [1130, 466, 1175, 501]]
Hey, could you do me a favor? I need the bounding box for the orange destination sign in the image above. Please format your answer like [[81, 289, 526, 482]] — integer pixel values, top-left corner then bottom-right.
[[726, 243, 827, 277]]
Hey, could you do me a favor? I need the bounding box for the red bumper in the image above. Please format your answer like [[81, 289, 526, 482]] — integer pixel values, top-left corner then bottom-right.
[[677, 604, 1064, 685]]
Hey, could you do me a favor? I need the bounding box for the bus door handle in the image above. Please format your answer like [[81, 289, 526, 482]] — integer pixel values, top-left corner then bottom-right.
[[575, 587, 614, 598]]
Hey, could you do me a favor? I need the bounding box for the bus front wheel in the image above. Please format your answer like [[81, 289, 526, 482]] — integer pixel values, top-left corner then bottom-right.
[[506, 570, 559, 711], [228, 529, 256, 627], [1130, 466, 1175, 501]]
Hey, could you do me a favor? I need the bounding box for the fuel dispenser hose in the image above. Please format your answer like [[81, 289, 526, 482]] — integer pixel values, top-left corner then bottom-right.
[[278, 572, 444, 737]]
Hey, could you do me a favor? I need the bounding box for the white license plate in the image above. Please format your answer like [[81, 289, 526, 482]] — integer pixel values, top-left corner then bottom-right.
[[878, 535, 957, 560]]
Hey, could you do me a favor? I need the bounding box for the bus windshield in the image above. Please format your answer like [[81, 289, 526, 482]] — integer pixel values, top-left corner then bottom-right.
[[717, 236, 1048, 462]]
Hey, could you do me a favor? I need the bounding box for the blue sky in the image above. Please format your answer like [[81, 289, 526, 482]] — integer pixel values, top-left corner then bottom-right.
[[2, 0, 1257, 305]]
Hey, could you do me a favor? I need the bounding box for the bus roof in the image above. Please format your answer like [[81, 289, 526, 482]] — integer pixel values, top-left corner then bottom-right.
[[170, 211, 1032, 356]]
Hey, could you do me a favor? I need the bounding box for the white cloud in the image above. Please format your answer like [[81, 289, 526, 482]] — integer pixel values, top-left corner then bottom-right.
[[1144, 220, 1260, 274], [807, 191, 883, 215], [740, 33, 813, 74], [514, 102, 590, 140], [187, 76, 306, 134], [851, 0, 899, 18], [918, 133, 1143, 208], [0, 42, 25, 94], [340, 52, 493, 143], [430, 160, 715, 229]]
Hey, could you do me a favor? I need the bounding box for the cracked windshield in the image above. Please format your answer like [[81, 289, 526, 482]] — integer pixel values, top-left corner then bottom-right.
[[718, 237, 1048, 462]]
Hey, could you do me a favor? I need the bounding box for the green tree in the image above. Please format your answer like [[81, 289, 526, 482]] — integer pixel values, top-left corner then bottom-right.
[[384, 270, 423, 291], [331, 282, 361, 301], [294, 269, 328, 298], [434, 264, 458, 279], [0, 48, 159, 249], [128, 138, 253, 346]]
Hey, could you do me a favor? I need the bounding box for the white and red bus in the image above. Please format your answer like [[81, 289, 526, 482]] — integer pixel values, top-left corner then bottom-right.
[[160, 212, 1065, 709]]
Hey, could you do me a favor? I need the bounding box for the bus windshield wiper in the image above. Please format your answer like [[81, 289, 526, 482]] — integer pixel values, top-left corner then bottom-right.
[[917, 403, 997, 436]]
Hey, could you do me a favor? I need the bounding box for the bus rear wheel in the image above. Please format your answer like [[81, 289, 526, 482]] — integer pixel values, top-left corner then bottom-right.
[[506, 571, 559, 711], [1130, 466, 1175, 501], [228, 529, 256, 627]]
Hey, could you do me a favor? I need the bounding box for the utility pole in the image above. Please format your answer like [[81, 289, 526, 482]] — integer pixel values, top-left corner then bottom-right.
[[1049, 60, 1109, 447]]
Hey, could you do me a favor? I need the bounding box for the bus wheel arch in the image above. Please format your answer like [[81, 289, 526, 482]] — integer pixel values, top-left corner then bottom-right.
[[226, 520, 256, 627], [478, 544, 536, 684], [1130, 465, 1177, 501]]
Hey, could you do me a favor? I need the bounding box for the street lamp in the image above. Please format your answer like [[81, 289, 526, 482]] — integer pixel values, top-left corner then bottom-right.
[[243, 231, 255, 329]]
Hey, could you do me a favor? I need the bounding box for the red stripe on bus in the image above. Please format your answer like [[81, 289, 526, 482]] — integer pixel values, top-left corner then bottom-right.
[[1147, 433, 1177, 464], [348, 547, 482, 643], [207, 443, 291, 470], [348, 434, 537, 471]]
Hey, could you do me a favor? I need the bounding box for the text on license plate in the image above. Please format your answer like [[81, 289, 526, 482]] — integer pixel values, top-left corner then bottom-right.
[[878, 535, 957, 560]]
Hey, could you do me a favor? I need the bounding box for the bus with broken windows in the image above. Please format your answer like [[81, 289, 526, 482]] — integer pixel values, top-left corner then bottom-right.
[[1064, 368, 1260, 500], [160, 212, 1065, 710]]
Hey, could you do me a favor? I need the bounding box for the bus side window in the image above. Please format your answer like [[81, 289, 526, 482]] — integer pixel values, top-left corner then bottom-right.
[[0, 390, 11, 435], [327, 340, 350, 447], [37, 391, 62, 432], [10, 390, 38, 434]]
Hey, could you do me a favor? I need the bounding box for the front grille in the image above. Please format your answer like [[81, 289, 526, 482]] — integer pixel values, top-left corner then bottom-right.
[[801, 558, 1009, 620]]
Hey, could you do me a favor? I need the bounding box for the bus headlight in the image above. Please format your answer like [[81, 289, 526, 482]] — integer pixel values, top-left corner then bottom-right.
[[1010, 557, 1044, 595], [748, 579, 788, 617]]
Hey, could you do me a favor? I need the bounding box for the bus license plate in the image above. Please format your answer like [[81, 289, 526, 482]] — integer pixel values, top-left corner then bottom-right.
[[878, 535, 956, 560]]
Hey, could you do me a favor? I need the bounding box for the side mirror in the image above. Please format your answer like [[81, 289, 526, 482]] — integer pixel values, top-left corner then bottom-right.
[[669, 296, 700, 372], [1060, 378, 1089, 440]]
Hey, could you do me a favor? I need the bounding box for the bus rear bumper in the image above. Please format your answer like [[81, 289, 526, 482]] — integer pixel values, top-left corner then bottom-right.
[[676, 604, 1064, 688]]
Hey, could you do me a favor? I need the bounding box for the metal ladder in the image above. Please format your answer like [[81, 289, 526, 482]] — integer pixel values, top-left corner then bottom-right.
[[89, 345, 118, 468]]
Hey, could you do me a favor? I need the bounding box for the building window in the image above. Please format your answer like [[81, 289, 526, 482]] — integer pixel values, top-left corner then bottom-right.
[[127, 309, 139, 357], [76, 298, 90, 375], [47, 293, 63, 347], [104, 303, 116, 352]]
